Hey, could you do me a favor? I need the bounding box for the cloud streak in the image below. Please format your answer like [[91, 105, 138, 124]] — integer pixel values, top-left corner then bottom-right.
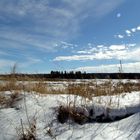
[[0, 0, 125, 51]]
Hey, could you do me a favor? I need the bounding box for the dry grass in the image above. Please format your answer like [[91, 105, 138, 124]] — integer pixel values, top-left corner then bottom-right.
[[0, 90, 21, 108], [0, 94, 7, 106], [0, 66, 140, 100], [0, 78, 140, 98], [86, 80, 140, 97], [67, 83, 93, 99]]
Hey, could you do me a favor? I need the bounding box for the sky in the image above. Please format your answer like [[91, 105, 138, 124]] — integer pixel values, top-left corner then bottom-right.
[[0, 0, 140, 73]]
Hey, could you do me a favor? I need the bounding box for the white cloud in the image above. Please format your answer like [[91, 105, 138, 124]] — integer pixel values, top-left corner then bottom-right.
[[137, 26, 140, 30], [74, 62, 140, 73], [125, 30, 131, 36], [77, 51, 89, 54], [77, 47, 98, 54], [127, 48, 140, 60], [109, 45, 125, 50], [125, 30, 131, 34], [53, 44, 140, 61], [127, 44, 136, 47], [116, 25, 140, 39], [77, 43, 99, 54], [54, 55, 98, 61], [131, 28, 136, 32], [117, 34, 124, 38], [60, 41, 76, 49], [97, 45, 104, 48], [116, 13, 121, 18]]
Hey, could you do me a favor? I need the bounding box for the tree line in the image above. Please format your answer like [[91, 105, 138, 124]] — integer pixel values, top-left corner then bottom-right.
[[0, 71, 140, 80]]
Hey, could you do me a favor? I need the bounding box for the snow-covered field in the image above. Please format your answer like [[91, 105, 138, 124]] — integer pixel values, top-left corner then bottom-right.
[[0, 80, 140, 140]]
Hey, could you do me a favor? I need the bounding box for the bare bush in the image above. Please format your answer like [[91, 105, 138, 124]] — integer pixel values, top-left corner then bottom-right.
[[17, 118, 36, 140], [57, 105, 89, 125]]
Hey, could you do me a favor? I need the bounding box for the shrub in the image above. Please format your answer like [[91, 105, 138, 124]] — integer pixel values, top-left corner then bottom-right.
[[57, 106, 69, 123], [17, 118, 36, 140], [57, 105, 89, 125]]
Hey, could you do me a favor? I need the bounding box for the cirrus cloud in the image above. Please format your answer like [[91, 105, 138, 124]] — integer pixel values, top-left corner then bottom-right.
[[0, 0, 125, 51]]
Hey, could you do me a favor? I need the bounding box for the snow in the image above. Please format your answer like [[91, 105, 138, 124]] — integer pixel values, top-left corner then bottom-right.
[[56, 113, 140, 140], [0, 89, 140, 139]]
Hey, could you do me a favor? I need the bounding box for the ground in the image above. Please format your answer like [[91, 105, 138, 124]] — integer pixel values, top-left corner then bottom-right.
[[0, 79, 140, 140]]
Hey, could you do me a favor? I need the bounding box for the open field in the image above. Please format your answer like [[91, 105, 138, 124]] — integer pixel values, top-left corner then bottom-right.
[[0, 78, 140, 140], [1, 0, 140, 140]]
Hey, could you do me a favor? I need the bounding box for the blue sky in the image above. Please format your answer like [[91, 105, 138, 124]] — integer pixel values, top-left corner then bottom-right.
[[0, 0, 140, 73]]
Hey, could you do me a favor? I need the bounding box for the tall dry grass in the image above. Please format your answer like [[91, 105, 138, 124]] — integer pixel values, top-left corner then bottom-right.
[[1, 77, 140, 97]]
